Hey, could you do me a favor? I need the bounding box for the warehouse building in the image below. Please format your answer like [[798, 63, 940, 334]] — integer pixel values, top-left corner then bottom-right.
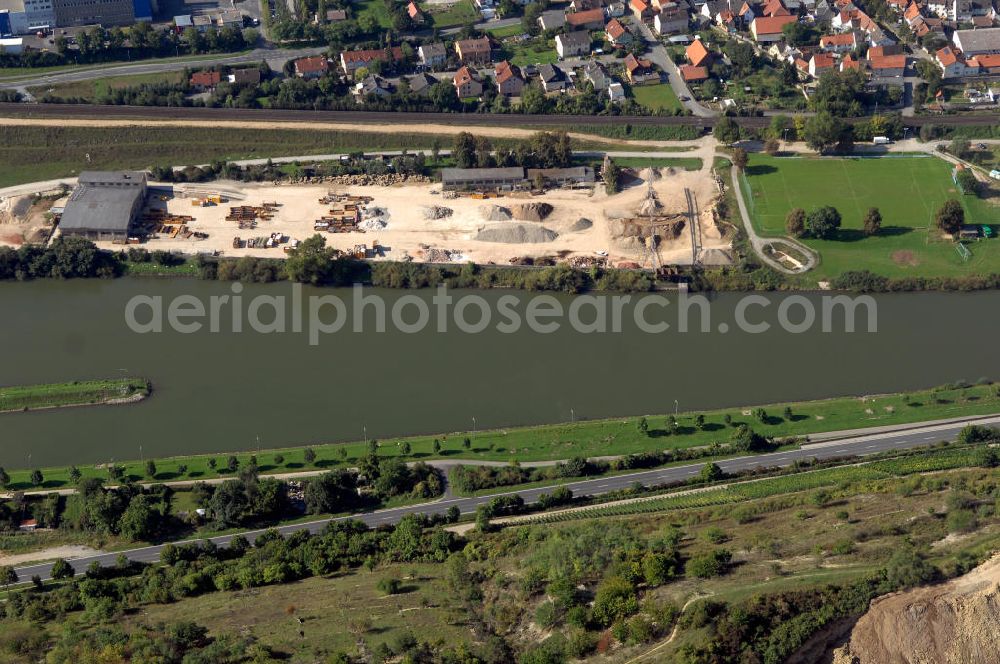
[[60, 171, 147, 241], [52, 0, 135, 28], [440, 167, 527, 191], [526, 166, 596, 187]]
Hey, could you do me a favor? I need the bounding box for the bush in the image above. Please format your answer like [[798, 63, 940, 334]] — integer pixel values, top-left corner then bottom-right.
[[377, 577, 401, 595], [686, 549, 732, 578]]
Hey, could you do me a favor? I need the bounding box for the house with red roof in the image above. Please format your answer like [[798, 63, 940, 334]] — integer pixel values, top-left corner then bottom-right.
[[840, 53, 861, 71], [808, 52, 837, 77], [495, 60, 525, 97], [338, 48, 404, 75], [869, 53, 906, 76], [566, 7, 605, 29], [679, 64, 709, 82], [750, 14, 797, 41], [686, 38, 711, 67], [407, 1, 423, 22], [624, 53, 659, 84], [453, 66, 484, 97], [819, 32, 858, 53], [606, 18, 633, 46], [189, 70, 221, 90], [631, 0, 655, 21], [295, 56, 331, 79]]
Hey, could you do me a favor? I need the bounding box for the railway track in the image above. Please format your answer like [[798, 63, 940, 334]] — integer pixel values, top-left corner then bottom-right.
[[2, 102, 997, 128]]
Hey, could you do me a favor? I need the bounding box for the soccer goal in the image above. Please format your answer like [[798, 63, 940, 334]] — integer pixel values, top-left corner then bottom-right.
[[956, 242, 972, 262]]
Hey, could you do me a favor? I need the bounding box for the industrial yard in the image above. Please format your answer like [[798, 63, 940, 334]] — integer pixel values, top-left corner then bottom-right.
[[73, 166, 730, 269]]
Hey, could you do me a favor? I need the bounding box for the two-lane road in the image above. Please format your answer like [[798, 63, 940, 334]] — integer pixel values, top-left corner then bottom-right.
[[12, 414, 1000, 582]]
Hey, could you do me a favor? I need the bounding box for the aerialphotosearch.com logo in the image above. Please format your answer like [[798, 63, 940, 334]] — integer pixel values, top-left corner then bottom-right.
[[124, 283, 878, 345]]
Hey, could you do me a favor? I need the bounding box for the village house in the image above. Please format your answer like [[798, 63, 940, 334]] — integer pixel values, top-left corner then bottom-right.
[[355, 74, 392, 99], [556, 30, 592, 58], [808, 52, 836, 77], [608, 81, 626, 101], [937, 45, 978, 77], [418, 43, 447, 68], [339, 48, 404, 75], [406, 72, 438, 95], [679, 64, 709, 81], [495, 60, 525, 97], [686, 38, 711, 67], [840, 53, 862, 71], [228, 68, 261, 85], [750, 14, 797, 41], [189, 70, 221, 91], [968, 53, 1000, 73], [606, 18, 632, 45], [819, 32, 858, 53], [607, 1, 627, 17], [631, 0, 656, 21], [295, 55, 331, 79], [654, 5, 689, 33], [583, 60, 613, 90], [624, 53, 659, 84], [869, 53, 907, 76], [453, 65, 484, 97], [566, 7, 606, 29], [538, 63, 571, 92], [406, 1, 423, 22], [455, 36, 493, 65], [538, 9, 566, 30]]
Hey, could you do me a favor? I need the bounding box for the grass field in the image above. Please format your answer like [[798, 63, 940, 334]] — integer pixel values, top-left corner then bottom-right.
[[506, 38, 559, 67], [486, 23, 527, 38], [354, 0, 394, 28], [28, 71, 183, 102], [3, 382, 998, 487], [631, 83, 683, 113], [742, 154, 1000, 279], [424, 0, 480, 27], [0, 378, 149, 412]]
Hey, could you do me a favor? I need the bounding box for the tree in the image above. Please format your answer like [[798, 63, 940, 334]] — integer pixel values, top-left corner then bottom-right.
[[807, 206, 842, 239], [0, 565, 17, 590], [713, 116, 741, 145], [764, 137, 781, 155], [730, 424, 768, 452], [304, 470, 359, 515], [686, 549, 732, 578], [50, 558, 75, 580], [699, 462, 724, 482], [145, 460, 157, 479], [935, 199, 964, 235], [118, 494, 159, 542], [694, 414, 706, 430], [949, 137, 970, 158], [453, 132, 477, 169], [432, 439, 442, 454], [0, 467, 9, 488], [602, 157, 621, 195], [637, 417, 649, 434], [30, 469, 43, 487], [592, 575, 638, 626], [956, 168, 979, 196], [303, 448, 317, 465], [400, 441, 411, 455], [69, 466, 82, 484], [731, 147, 748, 170], [785, 208, 806, 238], [803, 111, 847, 153], [284, 234, 342, 285], [463, 437, 471, 450], [863, 207, 882, 237]]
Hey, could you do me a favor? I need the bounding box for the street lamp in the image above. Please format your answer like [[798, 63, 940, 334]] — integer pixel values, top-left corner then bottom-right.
[[472, 416, 477, 433], [674, 400, 679, 416], [571, 408, 575, 423]]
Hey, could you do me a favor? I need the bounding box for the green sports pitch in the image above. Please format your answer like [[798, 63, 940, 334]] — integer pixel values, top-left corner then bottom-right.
[[741, 154, 1000, 279]]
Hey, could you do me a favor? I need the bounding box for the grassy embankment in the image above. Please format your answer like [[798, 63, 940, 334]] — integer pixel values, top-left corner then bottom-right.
[[27, 71, 184, 102], [3, 382, 998, 488], [0, 124, 681, 189], [741, 153, 1000, 280], [0, 51, 254, 82], [0, 378, 149, 413]]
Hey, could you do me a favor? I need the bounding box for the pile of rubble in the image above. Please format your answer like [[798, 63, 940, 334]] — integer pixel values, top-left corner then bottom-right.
[[422, 206, 453, 219], [512, 202, 553, 222], [304, 173, 433, 186], [423, 247, 465, 263]]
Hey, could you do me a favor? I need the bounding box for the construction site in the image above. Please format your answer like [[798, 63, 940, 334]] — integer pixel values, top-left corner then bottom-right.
[[70, 166, 733, 270]]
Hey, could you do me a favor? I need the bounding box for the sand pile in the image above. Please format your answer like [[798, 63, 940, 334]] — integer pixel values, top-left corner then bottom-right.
[[480, 205, 512, 221], [568, 218, 593, 232], [512, 202, 553, 221], [475, 223, 558, 243]]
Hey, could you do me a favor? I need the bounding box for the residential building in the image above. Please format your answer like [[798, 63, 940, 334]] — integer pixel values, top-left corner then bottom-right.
[[654, 5, 689, 33], [937, 45, 978, 76], [538, 8, 566, 30], [355, 74, 392, 99], [969, 53, 1000, 72], [418, 43, 447, 68], [189, 70, 221, 91], [566, 7, 605, 29], [453, 65, 484, 97], [583, 60, 612, 90], [631, 0, 655, 21], [606, 17, 632, 45], [679, 64, 709, 81], [228, 68, 261, 85], [819, 32, 858, 52], [407, 0, 423, 21], [440, 167, 527, 191], [686, 38, 710, 66], [297, 55, 331, 78], [339, 47, 404, 75], [954, 27, 1000, 55], [869, 53, 906, 76], [325, 8, 347, 21], [555, 30, 591, 57], [624, 53, 658, 83], [608, 81, 626, 101], [750, 14, 797, 41], [840, 53, 861, 71], [607, 1, 627, 17], [406, 72, 437, 95], [495, 60, 524, 96], [569, 0, 600, 10], [538, 63, 571, 92], [808, 52, 836, 76], [455, 36, 492, 64], [60, 171, 147, 242]]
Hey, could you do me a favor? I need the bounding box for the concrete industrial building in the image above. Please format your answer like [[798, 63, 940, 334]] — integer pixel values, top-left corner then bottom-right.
[[441, 167, 526, 191], [52, 0, 136, 28], [60, 171, 147, 241], [0, 0, 54, 35], [0, 0, 147, 33]]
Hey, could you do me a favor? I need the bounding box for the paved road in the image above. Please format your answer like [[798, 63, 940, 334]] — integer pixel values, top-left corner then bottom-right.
[[12, 414, 999, 583], [628, 16, 714, 118]]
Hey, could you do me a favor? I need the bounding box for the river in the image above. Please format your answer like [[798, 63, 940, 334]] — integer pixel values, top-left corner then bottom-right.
[[0, 278, 997, 468]]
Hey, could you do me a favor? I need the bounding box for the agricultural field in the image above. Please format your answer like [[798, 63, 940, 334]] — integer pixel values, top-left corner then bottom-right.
[[741, 154, 1000, 280], [631, 83, 683, 113]]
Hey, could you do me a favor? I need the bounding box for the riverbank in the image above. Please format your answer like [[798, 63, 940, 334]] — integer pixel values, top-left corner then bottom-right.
[[0, 378, 149, 414], [1, 380, 996, 487]]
